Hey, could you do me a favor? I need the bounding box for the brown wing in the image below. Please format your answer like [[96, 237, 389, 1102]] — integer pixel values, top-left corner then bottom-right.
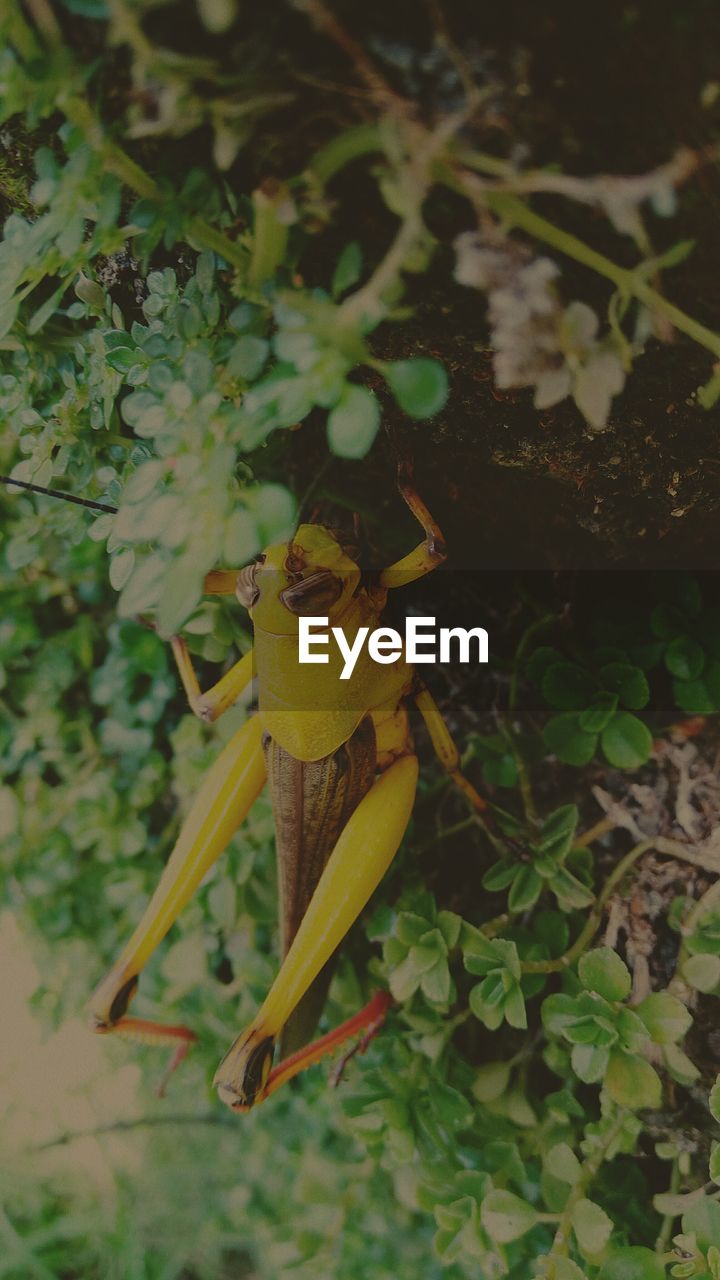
[[263, 715, 377, 1056]]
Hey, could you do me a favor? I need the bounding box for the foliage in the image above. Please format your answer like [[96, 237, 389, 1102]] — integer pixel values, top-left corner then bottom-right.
[[5, 527, 720, 1276], [528, 576, 720, 769]]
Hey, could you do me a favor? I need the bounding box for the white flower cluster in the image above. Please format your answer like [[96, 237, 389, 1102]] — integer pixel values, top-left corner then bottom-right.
[[454, 233, 626, 429]]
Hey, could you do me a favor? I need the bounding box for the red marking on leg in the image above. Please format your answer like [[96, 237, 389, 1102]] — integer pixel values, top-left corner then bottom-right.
[[244, 991, 393, 1110], [109, 1017, 198, 1096]]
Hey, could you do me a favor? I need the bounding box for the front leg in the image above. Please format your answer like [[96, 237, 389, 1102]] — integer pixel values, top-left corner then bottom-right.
[[88, 715, 266, 1048], [213, 753, 419, 1109], [380, 460, 446, 588], [89, 582, 259, 1081]]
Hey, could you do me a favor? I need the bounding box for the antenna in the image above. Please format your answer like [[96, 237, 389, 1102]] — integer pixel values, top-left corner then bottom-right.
[[0, 475, 118, 514]]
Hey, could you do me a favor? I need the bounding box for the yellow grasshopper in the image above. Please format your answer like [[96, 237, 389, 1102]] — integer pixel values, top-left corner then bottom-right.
[[88, 470, 486, 1111]]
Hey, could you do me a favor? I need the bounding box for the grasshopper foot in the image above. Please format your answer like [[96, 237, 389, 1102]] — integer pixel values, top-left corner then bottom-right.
[[214, 1027, 276, 1111], [88, 972, 139, 1031]]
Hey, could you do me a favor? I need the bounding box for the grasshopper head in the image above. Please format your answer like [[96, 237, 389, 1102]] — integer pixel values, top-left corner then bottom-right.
[[236, 524, 361, 635]]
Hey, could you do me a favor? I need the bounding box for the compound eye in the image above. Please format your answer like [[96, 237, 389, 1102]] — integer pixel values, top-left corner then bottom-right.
[[280, 569, 343, 616], [236, 563, 259, 609]]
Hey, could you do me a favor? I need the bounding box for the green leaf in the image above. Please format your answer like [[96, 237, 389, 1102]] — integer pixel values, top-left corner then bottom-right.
[[542, 662, 596, 710], [508, 866, 542, 912], [635, 992, 692, 1044], [385, 357, 448, 419], [553, 1262, 589, 1280], [709, 1076, 720, 1124], [655, 237, 695, 269], [571, 1043, 610, 1084], [504, 985, 528, 1030], [604, 1051, 662, 1110], [673, 659, 720, 714], [600, 712, 653, 769], [117, 553, 165, 617], [682, 952, 720, 993], [228, 335, 269, 381], [327, 384, 381, 458], [683, 1197, 720, 1252], [482, 858, 518, 892], [472, 1061, 511, 1103], [229, 301, 262, 332], [526, 645, 564, 685], [599, 662, 649, 709], [331, 241, 363, 298], [75, 273, 106, 309], [157, 557, 205, 638], [665, 635, 705, 680], [572, 1197, 613, 1256], [578, 948, 632, 1002], [436, 910, 462, 949], [109, 548, 135, 591], [105, 346, 138, 374], [421, 959, 451, 1004], [0, 787, 19, 840], [598, 1247, 666, 1280], [545, 1142, 582, 1185], [184, 350, 214, 397], [482, 752, 518, 788], [479, 1190, 538, 1243], [579, 692, 618, 732], [388, 954, 422, 1002], [662, 1043, 699, 1086], [550, 867, 595, 911], [248, 484, 297, 544], [544, 713, 598, 765], [538, 803, 579, 859], [223, 508, 260, 563]]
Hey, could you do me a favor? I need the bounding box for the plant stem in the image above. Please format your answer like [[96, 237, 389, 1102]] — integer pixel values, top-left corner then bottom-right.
[[522, 840, 654, 974], [33, 1112, 232, 1150], [576, 816, 615, 848], [345, 207, 424, 326], [655, 1158, 680, 1254], [509, 611, 561, 718], [450, 164, 720, 362], [308, 123, 385, 187], [513, 747, 538, 827], [545, 1113, 627, 1266], [248, 186, 290, 289]]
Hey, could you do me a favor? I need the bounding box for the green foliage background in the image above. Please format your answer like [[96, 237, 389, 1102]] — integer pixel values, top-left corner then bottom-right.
[[4, 3, 720, 1279]]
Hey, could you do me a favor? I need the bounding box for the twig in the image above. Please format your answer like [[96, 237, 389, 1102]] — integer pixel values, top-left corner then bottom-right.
[[33, 1112, 232, 1151], [446, 163, 720, 362], [287, 0, 403, 112]]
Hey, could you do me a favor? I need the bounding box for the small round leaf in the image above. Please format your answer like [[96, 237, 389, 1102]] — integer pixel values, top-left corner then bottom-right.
[[665, 635, 705, 681], [385, 358, 448, 419], [604, 1051, 662, 1110], [544, 713, 598, 766], [600, 712, 653, 769], [480, 1190, 538, 1243], [327, 384, 381, 458], [579, 948, 631, 1002], [598, 1247, 665, 1280]]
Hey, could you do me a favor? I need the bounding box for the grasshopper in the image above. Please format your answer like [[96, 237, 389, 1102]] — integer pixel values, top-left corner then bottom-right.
[[87, 469, 487, 1111]]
